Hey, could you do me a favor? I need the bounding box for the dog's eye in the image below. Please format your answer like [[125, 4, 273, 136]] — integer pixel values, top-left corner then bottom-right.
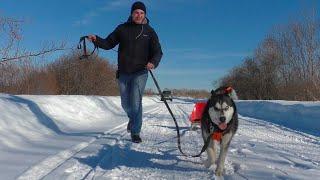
[[214, 107, 219, 111], [224, 106, 229, 111]]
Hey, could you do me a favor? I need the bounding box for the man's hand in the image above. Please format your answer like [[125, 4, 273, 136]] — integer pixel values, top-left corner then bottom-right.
[[87, 35, 97, 42], [146, 62, 155, 70]]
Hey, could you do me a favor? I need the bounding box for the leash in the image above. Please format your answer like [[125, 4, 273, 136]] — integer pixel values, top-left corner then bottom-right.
[[149, 70, 213, 157], [77, 37, 212, 157], [1, 36, 99, 63], [77, 36, 98, 59]]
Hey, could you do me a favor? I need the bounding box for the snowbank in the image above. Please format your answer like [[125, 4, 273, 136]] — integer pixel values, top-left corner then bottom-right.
[[236, 100, 320, 136], [0, 94, 319, 179], [175, 97, 320, 137]]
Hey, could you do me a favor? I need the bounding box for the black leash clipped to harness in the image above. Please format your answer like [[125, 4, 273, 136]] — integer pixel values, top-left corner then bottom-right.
[[149, 70, 214, 158], [77, 36, 98, 59], [76, 36, 212, 157]]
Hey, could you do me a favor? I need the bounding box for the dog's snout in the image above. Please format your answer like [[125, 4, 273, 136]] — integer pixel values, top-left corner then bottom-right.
[[220, 116, 226, 123]]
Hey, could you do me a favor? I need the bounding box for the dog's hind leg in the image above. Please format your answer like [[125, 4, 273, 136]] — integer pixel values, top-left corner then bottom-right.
[[204, 140, 216, 168], [215, 133, 233, 176]]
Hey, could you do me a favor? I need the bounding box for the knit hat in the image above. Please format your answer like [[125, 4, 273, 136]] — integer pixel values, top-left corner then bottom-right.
[[131, 1, 146, 14]]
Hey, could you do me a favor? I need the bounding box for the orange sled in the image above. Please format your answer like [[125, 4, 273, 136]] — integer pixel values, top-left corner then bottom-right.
[[189, 101, 207, 130]]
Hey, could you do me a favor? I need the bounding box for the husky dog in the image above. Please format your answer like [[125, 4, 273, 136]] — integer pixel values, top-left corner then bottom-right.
[[201, 86, 238, 176]]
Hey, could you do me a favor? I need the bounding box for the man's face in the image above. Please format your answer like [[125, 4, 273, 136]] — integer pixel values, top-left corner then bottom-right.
[[132, 9, 145, 24]]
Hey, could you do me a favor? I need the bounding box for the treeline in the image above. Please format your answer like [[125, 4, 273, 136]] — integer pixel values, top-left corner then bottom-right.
[[0, 52, 119, 95], [219, 15, 320, 101], [1, 15, 119, 96], [145, 88, 210, 99], [1, 55, 212, 98], [171, 89, 210, 99]]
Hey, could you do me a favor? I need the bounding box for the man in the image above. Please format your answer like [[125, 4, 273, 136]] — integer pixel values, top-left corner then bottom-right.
[[88, 1, 163, 143]]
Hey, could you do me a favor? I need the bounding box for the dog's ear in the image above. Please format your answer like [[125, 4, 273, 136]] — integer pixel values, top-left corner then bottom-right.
[[210, 90, 216, 96]]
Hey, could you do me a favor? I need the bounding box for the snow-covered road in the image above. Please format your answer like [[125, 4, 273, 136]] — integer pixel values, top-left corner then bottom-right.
[[0, 95, 319, 179]]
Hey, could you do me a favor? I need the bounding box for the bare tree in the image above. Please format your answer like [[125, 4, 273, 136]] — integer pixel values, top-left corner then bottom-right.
[[49, 52, 119, 96], [0, 15, 71, 94], [0, 16, 67, 64], [219, 13, 320, 100]]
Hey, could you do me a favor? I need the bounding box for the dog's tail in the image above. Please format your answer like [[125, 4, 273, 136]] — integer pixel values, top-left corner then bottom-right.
[[213, 86, 239, 100], [225, 86, 238, 100], [229, 88, 238, 100]]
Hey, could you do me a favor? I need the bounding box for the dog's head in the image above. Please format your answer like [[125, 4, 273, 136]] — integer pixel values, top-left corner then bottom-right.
[[207, 86, 237, 130]]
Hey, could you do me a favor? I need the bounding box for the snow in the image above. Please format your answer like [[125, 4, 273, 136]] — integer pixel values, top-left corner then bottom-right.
[[236, 100, 320, 136], [0, 94, 319, 179]]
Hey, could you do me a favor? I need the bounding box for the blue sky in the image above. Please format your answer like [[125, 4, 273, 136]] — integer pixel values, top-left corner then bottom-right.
[[1, 0, 319, 91]]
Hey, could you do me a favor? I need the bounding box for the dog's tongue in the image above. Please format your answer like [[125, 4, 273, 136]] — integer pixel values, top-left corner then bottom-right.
[[219, 123, 227, 130]]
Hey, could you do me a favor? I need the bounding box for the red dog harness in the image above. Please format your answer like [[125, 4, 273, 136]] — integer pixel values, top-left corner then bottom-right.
[[212, 132, 223, 142]]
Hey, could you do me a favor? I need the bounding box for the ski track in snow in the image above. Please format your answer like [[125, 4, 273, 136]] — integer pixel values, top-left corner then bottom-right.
[[17, 106, 162, 180], [2, 96, 319, 179], [17, 123, 125, 180]]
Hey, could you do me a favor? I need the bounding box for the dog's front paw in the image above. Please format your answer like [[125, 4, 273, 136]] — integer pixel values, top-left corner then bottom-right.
[[215, 167, 224, 177], [203, 159, 214, 168]]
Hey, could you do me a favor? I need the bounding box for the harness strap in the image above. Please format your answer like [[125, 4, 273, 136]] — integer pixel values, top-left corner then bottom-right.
[[212, 132, 223, 141]]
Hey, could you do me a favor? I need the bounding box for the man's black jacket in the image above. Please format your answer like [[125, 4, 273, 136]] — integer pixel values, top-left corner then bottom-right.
[[94, 18, 163, 74]]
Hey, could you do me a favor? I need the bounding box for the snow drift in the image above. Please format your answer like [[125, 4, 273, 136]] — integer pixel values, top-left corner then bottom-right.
[[0, 94, 319, 179], [236, 100, 320, 136]]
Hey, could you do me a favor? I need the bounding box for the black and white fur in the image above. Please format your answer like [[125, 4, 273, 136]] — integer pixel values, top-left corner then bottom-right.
[[201, 87, 238, 176]]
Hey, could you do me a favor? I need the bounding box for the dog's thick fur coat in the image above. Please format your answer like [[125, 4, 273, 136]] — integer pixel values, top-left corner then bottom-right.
[[201, 87, 238, 176]]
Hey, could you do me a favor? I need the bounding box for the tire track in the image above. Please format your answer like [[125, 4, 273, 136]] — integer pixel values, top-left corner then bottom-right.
[[85, 106, 165, 180], [17, 123, 127, 180], [17, 105, 161, 180], [88, 101, 210, 179]]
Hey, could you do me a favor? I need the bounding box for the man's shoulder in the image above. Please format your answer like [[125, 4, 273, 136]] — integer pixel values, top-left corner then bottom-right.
[[113, 23, 130, 34], [116, 23, 127, 29], [145, 24, 157, 34]]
